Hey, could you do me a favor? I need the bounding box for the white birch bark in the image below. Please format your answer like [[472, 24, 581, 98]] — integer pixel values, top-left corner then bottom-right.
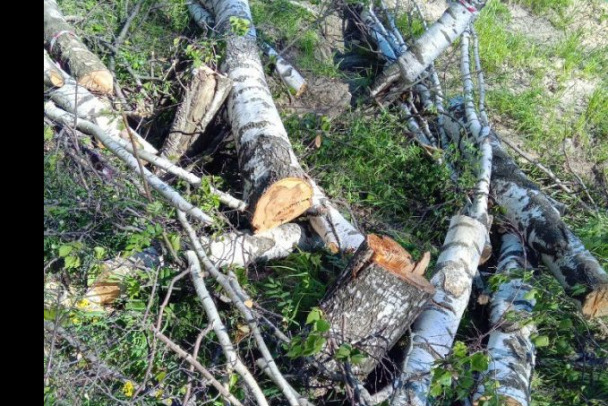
[[460, 27, 492, 228], [45, 102, 213, 225], [44, 0, 113, 94], [46, 61, 157, 154], [178, 211, 304, 406], [200, 223, 323, 268], [473, 233, 536, 406], [444, 99, 608, 318], [186, 251, 269, 406], [307, 180, 365, 253], [361, 7, 398, 61], [262, 43, 308, 97], [208, 0, 313, 232], [491, 135, 608, 318], [391, 215, 487, 406], [370, 1, 485, 98]]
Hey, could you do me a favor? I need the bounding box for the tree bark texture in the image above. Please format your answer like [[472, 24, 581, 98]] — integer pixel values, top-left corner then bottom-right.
[[474, 233, 536, 406], [307, 181, 366, 254], [209, 0, 313, 233], [160, 65, 232, 162], [446, 99, 608, 318], [200, 223, 323, 269], [318, 234, 434, 378], [491, 135, 608, 318], [262, 43, 307, 97], [44, 0, 113, 94], [392, 214, 487, 406], [47, 61, 157, 154], [370, 1, 484, 98], [44, 49, 65, 89]]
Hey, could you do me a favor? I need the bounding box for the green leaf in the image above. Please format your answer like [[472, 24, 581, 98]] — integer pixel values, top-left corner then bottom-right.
[[94, 246, 106, 259], [169, 234, 181, 252], [436, 369, 452, 386], [314, 319, 330, 333], [453, 341, 467, 358], [533, 335, 550, 347], [59, 245, 73, 257], [335, 344, 351, 360], [64, 255, 81, 270], [470, 353, 489, 372], [350, 353, 366, 365], [306, 307, 322, 324]]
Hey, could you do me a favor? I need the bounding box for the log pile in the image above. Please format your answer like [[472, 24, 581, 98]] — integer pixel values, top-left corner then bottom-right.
[[43, 0, 607, 405]]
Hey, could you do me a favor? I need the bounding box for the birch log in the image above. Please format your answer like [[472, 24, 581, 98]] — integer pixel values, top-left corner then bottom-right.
[[445, 99, 607, 318], [208, 0, 313, 233], [391, 215, 487, 406], [46, 58, 157, 154], [44, 0, 113, 94], [473, 233, 536, 406], [317, 234, 435, 377], [44, 49, 65, 89], [262, 43, 308, 97], [370, 1, 485, 98], [200, 223, 323, 269], [160, 65, 232, 162], [491, 135, 608, 318]]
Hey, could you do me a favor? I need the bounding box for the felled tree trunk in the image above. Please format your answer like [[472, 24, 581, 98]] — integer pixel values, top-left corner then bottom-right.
[[317, 234, 434, 378], [44, 0, 113, 94], [46, 59, 157, 154], [474, 233, 536, 406], [160, 66, 232, 162], [200, 223, 323, 269], [446, 99, 608, 318], [209, 0, 313, 233], [392, 215, 487, 406], [44, 49, 64, 89], [370, 1, 485, 98], [491, 136, 608, 318]]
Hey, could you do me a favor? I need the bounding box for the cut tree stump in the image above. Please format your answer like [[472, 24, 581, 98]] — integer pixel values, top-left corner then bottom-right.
[[160, 65, 232, 163], [317, 234, 434, 378], [44, 0, 113, 94], [209, 0, 314, 233]]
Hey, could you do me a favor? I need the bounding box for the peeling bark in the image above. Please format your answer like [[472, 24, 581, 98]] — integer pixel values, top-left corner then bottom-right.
[[44, 0, 113, 94], [318, 234, 434, 378], [209, 0, 313, 233], [392, 215, 487, 406], [161, 65, 232, 162], [474, 233, 536, 406]]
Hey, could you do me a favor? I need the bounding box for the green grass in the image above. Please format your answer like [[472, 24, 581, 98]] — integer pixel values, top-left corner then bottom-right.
[[285, 110, 477, 252], [251, 0, 341, 77]]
